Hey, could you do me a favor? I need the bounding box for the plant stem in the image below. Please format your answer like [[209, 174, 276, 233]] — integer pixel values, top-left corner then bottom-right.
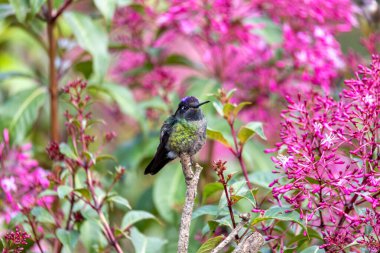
[[85, 168, 123, 253], [229, 122, 253, 189], [52, 0, 73, 22], [26, 215, 44, 253], [47, 0, 59, 143], [221, 180, 237, 229], [54, 173, 76, 253], [237, 150, 253, 190]]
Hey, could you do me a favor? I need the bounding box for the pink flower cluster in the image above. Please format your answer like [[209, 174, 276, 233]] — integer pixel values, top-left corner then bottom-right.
[[111, 0, 357, 138], [112, 4, 177, 100], [0, 130, 52, 223], [269, 55, 380, 251]]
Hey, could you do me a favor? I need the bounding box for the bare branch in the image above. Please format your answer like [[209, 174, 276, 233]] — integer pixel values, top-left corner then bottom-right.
[[211, 213, 251, 253], [231, 232, 264, 253], [177, 153, 203, 253]]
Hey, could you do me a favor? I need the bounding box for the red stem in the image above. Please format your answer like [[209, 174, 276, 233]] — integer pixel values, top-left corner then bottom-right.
[[223, 183, 237, 229], [229, 121, 253, 190], [26, 215, 44, 253], [85, 168, 123, 253], [47, 0, 59, 144]]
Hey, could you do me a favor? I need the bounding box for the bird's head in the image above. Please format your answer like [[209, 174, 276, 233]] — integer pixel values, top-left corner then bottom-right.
[[175, 96, 209, 121]]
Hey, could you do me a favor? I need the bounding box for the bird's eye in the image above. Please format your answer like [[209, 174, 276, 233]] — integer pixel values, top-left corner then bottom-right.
[[181, 106, 186, 111]]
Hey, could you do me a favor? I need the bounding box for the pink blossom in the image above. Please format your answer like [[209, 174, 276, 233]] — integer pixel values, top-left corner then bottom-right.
[[269, 55, 380, 250], [111, 0, 357, 141], [0, 129, 52, 223]]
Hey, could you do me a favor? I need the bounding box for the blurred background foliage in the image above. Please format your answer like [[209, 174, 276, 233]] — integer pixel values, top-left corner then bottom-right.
[[0, 0, 379, 252]]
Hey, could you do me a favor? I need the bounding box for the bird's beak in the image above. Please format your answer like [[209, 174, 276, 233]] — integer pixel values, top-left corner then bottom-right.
[[196, 101, 210, 108]]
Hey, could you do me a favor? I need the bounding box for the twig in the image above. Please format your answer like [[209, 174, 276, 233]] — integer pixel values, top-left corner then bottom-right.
[[85, 168, 124, 253], [52, 0, 73, 21], [26, 215, 44, 253], [177, 153, 203, 253], [210, 213, 251, 253], [231, 232, 265, 253]]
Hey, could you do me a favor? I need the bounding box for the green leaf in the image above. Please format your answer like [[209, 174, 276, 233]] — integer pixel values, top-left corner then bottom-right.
[[30, 0, 45, 15], [251, 206, 307, 231], [202, 182, 223, 204], [121, 210, 157, 230], [56, 229, 80, 252], [57, 185, 72, 199], [130, 227, 167, 253], [64, 12, 109, 83], [206, 128, 230, 147], [94, 0, 131, 21], [9, 213, 27, 227], [223, 103, 235, 119], [211, 215, 237, 228], [245, 17, 283, 44], [0, 87, 47, 144], [233, 188, 257, 207], [153, 164, 185, 223], [164, 54, 197, 69], [80, 220, 108, 251], [88, 83, 140, 122], [38, 189, 58, 198], [249, 171, 278, 190], [108, 195, 131, 210], [218, 180, 248, 211], [9, 0, 29, 22], [196, 236, 224, 253], [300, 246, 325, 253], [193, 205, 229, 220], [0, 70, 33, 81], [124, 62, 154, 78], [96, 154, 117, 163], [115, 134, 158, 169], [0, 4, 15, 20], [117, 0, 133, 5], [74, 188, 91, 201], [59, 143, 78, 160], [233, 102, 251, 117], [212, 102, 224, 117], [237, 121, 267, 144], [31, 207, 55, 224], [288, 227, 323, 245], [94, 0, 117, 21], [226, 89, 236, 99], [83, 151, 96, 165]]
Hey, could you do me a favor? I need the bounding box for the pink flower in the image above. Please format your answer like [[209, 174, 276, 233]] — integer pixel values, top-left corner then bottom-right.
[[1, 177, 17, 193], [111, 0, 357, 141], [269, 55, 380, 250], [0, 129, 52, 223]]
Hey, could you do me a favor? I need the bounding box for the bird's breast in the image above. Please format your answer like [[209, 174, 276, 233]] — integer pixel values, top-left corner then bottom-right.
[[167, 119, 207, 155]]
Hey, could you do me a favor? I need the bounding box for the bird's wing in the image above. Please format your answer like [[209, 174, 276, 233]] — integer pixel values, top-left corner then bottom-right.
[[160, 116, 175, 143], [144, 116, 176, 175]]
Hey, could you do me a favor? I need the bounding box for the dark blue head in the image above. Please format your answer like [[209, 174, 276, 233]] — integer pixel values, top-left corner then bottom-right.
[[175, 96, 209, 120]]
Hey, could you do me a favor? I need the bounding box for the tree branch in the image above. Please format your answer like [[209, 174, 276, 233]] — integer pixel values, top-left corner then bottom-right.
[[231, 232, 264, 253], [177, 153, 203, 253], [211, 213, 250, 253], [211, 213, 264, 253]]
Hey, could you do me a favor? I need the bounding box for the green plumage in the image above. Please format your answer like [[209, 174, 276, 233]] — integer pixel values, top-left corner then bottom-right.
[[167, 119, 199, 154]]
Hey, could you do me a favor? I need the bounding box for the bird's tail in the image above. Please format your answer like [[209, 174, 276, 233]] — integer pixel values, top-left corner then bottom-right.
[[144, 150, 174, 175]]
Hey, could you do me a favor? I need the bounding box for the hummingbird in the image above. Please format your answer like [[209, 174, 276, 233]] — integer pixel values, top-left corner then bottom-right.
[[144, 96, 209, 175]]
